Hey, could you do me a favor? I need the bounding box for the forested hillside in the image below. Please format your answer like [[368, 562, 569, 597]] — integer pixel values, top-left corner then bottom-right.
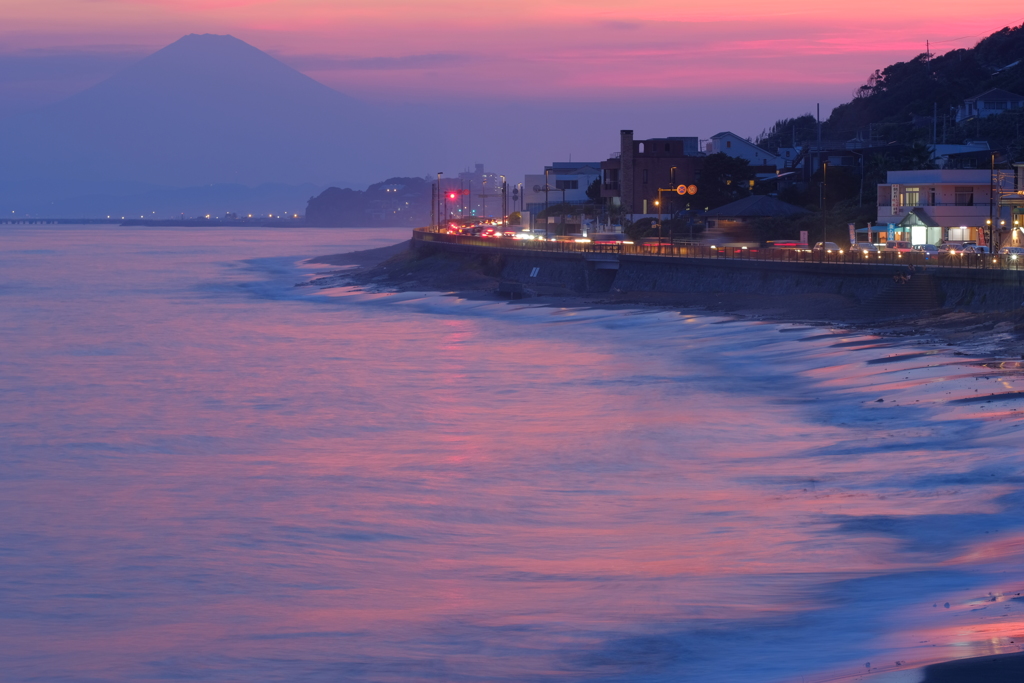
[[758, 23, 1024, 159]]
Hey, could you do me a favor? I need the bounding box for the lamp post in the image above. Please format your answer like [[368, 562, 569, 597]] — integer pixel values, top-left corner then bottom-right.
[[653, 199, 662, 244]]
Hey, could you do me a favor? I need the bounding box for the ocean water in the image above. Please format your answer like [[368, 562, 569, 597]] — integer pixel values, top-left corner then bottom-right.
[[2, 224, 1024, 683]]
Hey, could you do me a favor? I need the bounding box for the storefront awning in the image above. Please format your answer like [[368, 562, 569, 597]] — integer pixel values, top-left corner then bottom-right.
[[899, 208, 940, 228]]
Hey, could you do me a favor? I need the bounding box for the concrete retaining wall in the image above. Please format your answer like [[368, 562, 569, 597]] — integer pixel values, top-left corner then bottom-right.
[[933, 268, 1024, 311], [614, 255, 899, 304], [411, 237, 1024, 311]]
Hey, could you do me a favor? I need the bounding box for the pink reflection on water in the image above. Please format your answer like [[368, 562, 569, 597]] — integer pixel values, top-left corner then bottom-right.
[[3, 227, 1024, 682]]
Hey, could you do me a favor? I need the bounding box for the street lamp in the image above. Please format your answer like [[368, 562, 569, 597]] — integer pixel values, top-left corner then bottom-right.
[[653, 199, 662, 243]]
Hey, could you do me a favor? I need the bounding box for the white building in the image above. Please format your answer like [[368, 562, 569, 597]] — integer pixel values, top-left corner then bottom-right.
[[706, 132, 782, 170], [523, 162, 602, 215], [876, 169, 1019, 245], [955, 88, 1024, 123]]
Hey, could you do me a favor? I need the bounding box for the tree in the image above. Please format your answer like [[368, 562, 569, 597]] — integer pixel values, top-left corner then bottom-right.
[[585, 177, 602, 202], [692, 153, 756, 211]]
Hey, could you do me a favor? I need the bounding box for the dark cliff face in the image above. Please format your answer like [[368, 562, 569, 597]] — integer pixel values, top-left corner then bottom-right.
[[305, 177, 432, 227]]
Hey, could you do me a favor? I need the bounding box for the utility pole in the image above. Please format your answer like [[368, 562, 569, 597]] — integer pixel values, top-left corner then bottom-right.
[[822, 161, 828, 245], [816, 103, 821, 145], [501, 176, 507, 229], [544, 168, 550, 238], [990, 152, 996, 249], [436, 172, 443, 229]]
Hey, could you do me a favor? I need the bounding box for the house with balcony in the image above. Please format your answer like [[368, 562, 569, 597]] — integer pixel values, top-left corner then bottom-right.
[[955, 88, 1024, 123], [876, 169, 1017, 245]]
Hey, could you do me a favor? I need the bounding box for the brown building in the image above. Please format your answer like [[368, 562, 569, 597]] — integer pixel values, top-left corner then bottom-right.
[[601, 130, 704, 216]]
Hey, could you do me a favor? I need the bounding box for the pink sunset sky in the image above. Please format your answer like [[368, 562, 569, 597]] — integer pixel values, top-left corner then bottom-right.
[[2, 0, 1022, 107]]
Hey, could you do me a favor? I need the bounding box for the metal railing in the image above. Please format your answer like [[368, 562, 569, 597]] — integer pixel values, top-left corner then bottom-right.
[[413, 228, 1024, 271]]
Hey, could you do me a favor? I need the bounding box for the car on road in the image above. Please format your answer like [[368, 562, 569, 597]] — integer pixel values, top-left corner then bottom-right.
[[811, 241, 841, 253], [998, 246, 1024, 255], [854, 242, 879, 254], [961, 245, 991, 254], [884, 240, 914, 252], [942, 242, 976, 254]]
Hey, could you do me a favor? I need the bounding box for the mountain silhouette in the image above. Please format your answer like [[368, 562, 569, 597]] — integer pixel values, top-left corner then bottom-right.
[[0, 34, 434, 208]]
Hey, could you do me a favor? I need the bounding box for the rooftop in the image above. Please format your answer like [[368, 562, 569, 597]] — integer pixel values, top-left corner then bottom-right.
[[701, 194, 810, 218]]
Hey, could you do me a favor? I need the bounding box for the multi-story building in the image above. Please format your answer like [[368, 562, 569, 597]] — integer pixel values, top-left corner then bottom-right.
[[601, 130, 703, 218], [451, 163, 506, 219], [876, 168, 1021, 245]]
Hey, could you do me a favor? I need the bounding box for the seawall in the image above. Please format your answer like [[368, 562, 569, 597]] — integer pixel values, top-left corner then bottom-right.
[[411, 238, 1024, 312]]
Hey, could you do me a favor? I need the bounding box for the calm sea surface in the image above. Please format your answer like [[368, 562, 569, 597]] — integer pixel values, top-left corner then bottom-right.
[[3, 225, 1024, 683]]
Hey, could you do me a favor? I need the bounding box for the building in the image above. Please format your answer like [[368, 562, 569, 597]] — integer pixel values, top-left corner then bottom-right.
[[450, 163, 506, 220], [701, 195, 810, 244], [523, 161, 602, 216], [706, 132, 782, 170], [876, 168, 1018, 245], [955, 88, 1024, 123], [931, 142, 990, 168], [777, 147, 801, 169], [601, 130, 703, 218]]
